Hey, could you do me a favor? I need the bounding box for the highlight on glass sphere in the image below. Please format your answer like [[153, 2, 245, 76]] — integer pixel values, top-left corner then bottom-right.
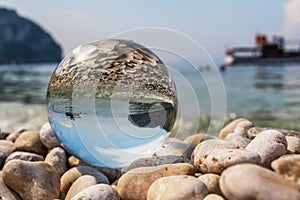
[[46, 39, 178, 168]]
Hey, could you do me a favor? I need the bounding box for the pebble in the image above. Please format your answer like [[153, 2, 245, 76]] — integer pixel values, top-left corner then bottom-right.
[[0, 140, 13, 166], [198, 173, 222, 195], [65, 175, 98, 200], [155, 142, 194, 159], [233, 120, 253, 137], [219, 118, 248, 139], [93, 167, 122, 184], [2, 160, 60, 200], [225, 133, 251, 148], [184, 133, 216, 147], [60, 165, 109, 198], [71, 184, 120, 200], [5, 151, 44, 164], [117, 163, 195, 200], [127, 155, 192, 171], [246, 130, 287, 168], [0, 129, 9, 139], [0, 172, 21, 200], [248, 127, 300, 139], [67, 156, 121, 183], [203, 194, 225, 200], [271, 154, 300, 185], [193, 139, 261, 174], [68, 155, 83, 167], [147, 175, 208, 200], [6, 128, 26, 142], [286, 136, 300, 153], [39, 122, 60, 149], [220, 164, 300, 200], [45, 147, 67, 176], [12, 130, 47, 156]]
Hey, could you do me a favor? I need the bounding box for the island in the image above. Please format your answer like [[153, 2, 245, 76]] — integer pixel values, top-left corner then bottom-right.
[[0, 7, 62, 65]]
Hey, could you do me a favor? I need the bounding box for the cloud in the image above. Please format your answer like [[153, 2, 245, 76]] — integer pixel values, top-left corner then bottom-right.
[[284, 0, 300, 37]]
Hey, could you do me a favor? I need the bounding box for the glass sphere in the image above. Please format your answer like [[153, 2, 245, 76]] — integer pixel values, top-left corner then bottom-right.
[[47, 39, 177, 168]]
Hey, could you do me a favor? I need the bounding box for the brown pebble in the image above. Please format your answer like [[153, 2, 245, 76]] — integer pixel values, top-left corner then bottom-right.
[[2, 160, 60, 200], [12, 130, 47, 156], [220, 164, 300, 200], [147, 175, 208, 200], [60, 165, 109, 198], [117, 163, 195, 200], [65, 175, 98, 200], [219, 118, 248, 139], [271, 154, 300, 186]]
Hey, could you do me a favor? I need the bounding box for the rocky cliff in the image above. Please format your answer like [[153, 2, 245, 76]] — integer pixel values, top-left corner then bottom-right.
[[0, 8, 62, 65]]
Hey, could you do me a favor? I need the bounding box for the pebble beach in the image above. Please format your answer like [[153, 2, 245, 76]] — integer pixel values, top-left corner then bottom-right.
[[1, 118, 300, 200]]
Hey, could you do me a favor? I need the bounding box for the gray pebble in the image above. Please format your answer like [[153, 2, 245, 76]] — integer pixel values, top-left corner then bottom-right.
[[246, 130, 287, 168], [225, 133, 251, 148], [5, 151, 44, 164], [233, 120, 253, 137], [193, 139, 260, 174], [127, 155, 192, 171], [71, 184, 120, 200], [155, 142, 194, 159], [45, 147, 67, 176], [40, 123, 60, 149]]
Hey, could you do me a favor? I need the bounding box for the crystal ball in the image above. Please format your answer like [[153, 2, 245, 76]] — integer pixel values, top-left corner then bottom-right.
[[46, 39, 177, 168]]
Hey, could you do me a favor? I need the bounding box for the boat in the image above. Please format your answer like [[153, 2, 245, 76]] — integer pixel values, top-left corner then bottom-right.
[[221, 34, 300, 70]]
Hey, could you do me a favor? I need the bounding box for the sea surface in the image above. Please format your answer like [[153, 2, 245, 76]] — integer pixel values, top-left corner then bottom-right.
[[1, 63, 300, 133]]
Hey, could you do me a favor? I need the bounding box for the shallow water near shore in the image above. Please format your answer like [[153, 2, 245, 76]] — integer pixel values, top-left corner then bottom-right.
[[1, 63, 300, 132]]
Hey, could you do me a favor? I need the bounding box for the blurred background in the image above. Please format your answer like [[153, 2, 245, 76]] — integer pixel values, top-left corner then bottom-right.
[[0, 0, 300, 133]]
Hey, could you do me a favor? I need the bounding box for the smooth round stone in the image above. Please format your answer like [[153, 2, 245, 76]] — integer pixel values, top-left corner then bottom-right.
[[193, 139, 260, 174], [12, 130, 47, 156], [220, 164, 300, 200], [117, 163, 195, 200], [5, 151, 44, 164], [147, 175, 208, 200], [6, 129, 26, 142], [155, 142, 194, 159], [219, 118, 248, 139], [271, 154, 300, 185], [39, 122, 60, 149], [198, 174, 222, 195], [246, 130, 287, 168], [127, 155, 192, 171], [233, 120, 253, 137], [225, 133, 251, 148], [68, 155, 82, 167], [2, 160, 60, 200], [0, 172, 21, 200], [60, 166, 109, 198], [0, 140, 13, 166], [286, 136, 300, 153], [65, 175, 98, 200], [184, 133, 216, 147], [45, 147, 67, 176], [71, 184, 120, 200], [203, 194, 225, 200]]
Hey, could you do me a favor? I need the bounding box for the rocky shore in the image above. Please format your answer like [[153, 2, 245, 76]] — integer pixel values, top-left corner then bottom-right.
[[0, 118, 300, 199]]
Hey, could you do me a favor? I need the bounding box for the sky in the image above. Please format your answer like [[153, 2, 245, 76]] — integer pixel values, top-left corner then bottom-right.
[[0, 0, 299, 63]]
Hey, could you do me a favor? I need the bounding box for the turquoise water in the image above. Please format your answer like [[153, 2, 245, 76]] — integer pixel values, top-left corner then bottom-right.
[[1, 63, 300, 132]]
